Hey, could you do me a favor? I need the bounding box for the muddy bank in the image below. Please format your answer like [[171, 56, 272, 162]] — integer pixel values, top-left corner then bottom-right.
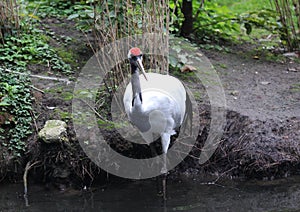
[[177, 106, 300, 180], [178, 46, 300, 180]]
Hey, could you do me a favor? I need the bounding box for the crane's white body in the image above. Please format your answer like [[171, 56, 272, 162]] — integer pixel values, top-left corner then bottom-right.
[[123, 72, 186, 155]]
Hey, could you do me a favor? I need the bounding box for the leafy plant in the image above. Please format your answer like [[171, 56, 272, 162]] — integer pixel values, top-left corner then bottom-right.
[[24, 0, 95, 31], [170, 0, 240, 41], [193, 1, 240, 42], [0, 30, 72, 74], [0, 68, 33, 158], [25, 0, 75, 18], [170, 0, 281, 45]]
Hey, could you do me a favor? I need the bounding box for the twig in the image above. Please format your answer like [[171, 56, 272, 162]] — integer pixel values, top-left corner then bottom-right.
[[78, 98, 106, 121], [210, 166, 238, 184], [2, 68, 71, 84], [30, 85, 44, 94], [23, 160, 40, 207], [30, 110, 38, 134]]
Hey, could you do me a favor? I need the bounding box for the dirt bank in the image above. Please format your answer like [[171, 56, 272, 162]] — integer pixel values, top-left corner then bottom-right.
[[184, 46, 300, 180]]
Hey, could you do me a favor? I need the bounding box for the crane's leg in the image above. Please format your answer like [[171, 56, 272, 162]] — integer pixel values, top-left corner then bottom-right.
[[141, 132, 164, 196], [146, 136, 163, 196], [161, 133, 170, 173], [161, 133, 171, 201]]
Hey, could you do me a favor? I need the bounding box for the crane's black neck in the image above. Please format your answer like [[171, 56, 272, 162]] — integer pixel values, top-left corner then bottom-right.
[[131, 63, 142, 106]]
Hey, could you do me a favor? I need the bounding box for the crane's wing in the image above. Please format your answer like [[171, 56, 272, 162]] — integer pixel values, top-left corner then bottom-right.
[[123, 73, 186, 128]]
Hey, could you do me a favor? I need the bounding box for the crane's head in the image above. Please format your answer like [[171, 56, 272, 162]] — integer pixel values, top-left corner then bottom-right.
[[128, 47, 148, 81]]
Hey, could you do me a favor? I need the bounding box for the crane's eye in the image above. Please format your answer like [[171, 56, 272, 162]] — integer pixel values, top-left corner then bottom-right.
[[131, 54, 142, 61]]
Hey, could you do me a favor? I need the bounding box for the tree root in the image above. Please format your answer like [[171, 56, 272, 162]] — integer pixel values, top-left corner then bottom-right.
[[23, 160, 40, 207]]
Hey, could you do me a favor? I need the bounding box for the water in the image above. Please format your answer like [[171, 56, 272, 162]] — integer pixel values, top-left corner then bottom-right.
[[1, 176, 300, 212]]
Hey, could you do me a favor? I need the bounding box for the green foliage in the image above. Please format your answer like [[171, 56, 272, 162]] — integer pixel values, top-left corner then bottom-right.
[[194, 1, 240, 42], [0, 68, 33, 158], [170, 0, 240, 41], [25, 0, 76, 18], [171, 0, 280, 44], [237, 9, 279, 35], [24, 0, 95, 31], [0, 30, 72, 74]]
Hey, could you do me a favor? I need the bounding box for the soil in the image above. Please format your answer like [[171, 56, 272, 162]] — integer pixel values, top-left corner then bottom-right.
[[22, 17, 300, 187]]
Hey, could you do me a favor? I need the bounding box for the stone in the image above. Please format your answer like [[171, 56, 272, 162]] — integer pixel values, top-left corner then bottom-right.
[[38, 120, 68, 143]]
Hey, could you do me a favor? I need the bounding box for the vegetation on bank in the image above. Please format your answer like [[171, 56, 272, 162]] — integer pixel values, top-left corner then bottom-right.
[[0, 0, 299, 182]]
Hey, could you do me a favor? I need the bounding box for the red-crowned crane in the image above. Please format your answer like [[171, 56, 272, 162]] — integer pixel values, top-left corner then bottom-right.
[[123, 47, 186, 200]]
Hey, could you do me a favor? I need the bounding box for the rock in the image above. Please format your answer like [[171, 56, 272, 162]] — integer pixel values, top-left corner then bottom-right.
[[38, 120, 68, 143], [260, 81, 271, 85]]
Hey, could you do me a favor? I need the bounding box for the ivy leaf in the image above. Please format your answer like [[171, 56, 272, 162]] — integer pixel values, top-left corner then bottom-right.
[[67, 13, 79, 20]]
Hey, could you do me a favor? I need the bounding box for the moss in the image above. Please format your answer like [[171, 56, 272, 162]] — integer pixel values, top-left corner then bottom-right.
[[55, 47, 77, 67], [61, 91, 73, 101], [45, 86, 64, 94], [290, 83, 300, 93], [54, 108, 72, 121]]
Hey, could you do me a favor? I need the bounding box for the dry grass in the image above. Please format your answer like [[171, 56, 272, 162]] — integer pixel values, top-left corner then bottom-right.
[[0, 0, 20, 44], [91, 0, 174, 95]]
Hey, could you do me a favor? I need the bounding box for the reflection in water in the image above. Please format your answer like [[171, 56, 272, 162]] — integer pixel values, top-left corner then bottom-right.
[[1, 176, 300, 211]]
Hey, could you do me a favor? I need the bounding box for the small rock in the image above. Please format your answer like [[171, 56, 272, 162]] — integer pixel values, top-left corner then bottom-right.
[[287, 68, 298, 72], [260, 81, 271, 85], [46, 106, 56, 110], [38, 120, 68, 143], [230, 90, 239, 96]]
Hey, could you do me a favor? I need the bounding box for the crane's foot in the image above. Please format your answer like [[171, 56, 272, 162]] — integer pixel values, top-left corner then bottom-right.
[[156, 173, 167, 201]]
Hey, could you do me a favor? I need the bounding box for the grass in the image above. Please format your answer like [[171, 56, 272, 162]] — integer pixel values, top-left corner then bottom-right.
[[213, 0, 272, 13]]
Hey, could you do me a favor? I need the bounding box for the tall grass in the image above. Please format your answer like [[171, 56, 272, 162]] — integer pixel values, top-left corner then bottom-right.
[[272, 0, 300, 51], [92, 0, 171, 96], [0, 0, 20, 44]]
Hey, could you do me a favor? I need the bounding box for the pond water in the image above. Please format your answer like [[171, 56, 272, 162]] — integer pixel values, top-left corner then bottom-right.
[[1, 176, 300, 212]]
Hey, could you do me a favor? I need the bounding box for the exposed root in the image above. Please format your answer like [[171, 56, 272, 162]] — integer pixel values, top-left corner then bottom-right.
[[23, 160, 40, 206]]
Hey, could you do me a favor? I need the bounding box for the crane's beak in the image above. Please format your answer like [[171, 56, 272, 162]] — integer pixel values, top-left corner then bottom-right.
[[136, 58, 148, 81]]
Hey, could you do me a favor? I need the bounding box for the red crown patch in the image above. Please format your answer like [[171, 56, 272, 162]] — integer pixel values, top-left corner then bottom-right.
[[130, 47, 142, 56]]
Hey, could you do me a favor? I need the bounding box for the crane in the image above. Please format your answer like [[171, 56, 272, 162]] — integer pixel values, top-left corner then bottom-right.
[[123, 47, 186, 200]]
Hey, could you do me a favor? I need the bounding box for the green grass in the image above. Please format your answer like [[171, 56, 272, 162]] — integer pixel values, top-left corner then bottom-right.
[[213, 0, 272, 13]]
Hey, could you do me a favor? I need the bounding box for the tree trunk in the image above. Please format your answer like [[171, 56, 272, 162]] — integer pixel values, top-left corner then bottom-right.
[[180, 0, 193, 37]]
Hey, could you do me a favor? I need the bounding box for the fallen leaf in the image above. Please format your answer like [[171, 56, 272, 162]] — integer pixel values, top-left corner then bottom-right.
[[196, 53, 203, 57], [181, 65, 197, 72]]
